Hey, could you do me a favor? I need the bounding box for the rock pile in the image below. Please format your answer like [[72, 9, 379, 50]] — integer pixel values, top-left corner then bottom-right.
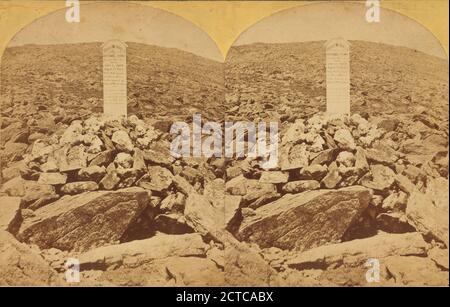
[[0, 110, 448, 286]]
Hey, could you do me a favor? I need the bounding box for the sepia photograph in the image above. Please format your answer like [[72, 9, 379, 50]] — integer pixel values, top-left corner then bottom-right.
[[0, 0, 448, 290]]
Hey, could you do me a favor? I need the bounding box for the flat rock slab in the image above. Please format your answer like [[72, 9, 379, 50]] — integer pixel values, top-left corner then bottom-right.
[[79, 233, 208, 270], [0, 196, 21, 232], [236, 186, 371, 251], [407, 190, 449, 247], [17, 187, 149, 252], [286, 232, 428, 270], [0, 231, 60, 286]]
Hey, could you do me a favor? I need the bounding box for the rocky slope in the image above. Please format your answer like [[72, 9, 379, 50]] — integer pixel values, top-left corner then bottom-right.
[[0, 41, 448, 286], [225, 41, 448, 130], [1, 42, 224, 122]]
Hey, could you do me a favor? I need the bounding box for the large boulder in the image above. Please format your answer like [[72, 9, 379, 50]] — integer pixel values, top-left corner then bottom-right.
[[17, 187, 149, 251], [0, 196, 21, 232], [406, 190, 449, 247], [0, 231, 60, 286], [236, 186, 371, 251], [287, 232, 428, 270], [79, 233, 208, 270], [184, 192, 224, 235]]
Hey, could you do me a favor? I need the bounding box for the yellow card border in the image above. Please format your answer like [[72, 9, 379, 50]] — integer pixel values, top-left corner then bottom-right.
[[0, 0, 448, 61]]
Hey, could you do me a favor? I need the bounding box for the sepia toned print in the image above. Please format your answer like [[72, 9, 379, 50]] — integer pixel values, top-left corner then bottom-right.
[[0, 1, 448, 287]]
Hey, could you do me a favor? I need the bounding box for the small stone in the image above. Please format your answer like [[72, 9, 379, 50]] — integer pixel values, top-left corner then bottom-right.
[[333, 129, 356, 150], [259, 171, 289, 184], [321, 162, 341, 189], [310, 148, 339, 165], [111, 130, 134, 152], [89, 150, 115, 167], [114, 152, 133, 169], [78, 165, 106, 182], [61, 181, 99, 194], [140, 166, 173, 192], [37, 173, 67, 185], [360, 164, 396, 191], [336, 151, 355, 167], [99, 171, 121, 190], [282, 180, 320, 193], [299, 164, 328, 180]]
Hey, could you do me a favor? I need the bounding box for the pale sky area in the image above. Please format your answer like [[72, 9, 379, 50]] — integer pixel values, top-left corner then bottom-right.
[[8, 2, 223, 62], [234, 2, 448, 59], [8, 2, 447, 61]]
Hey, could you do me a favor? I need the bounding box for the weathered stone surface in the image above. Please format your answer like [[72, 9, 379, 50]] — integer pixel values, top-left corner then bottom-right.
[[336, 151, 355, 167], [114, 152, 133, 169], [425, 177, 449, 212], [159, 193, 185, 213], [172, 175, 195, 195], [237, 186, 371, 251], [0, 231, 60, 286], [79, 233, 207, 270], [1, 160, 27, 182], [22, 182, 56, 207], [395, 174, 416, 195], [38, 172, 67, 185], [78, 165, 106, 182], [242, 181, 277, 204], [259, 171, 289, 184], [225, 240, 279, 286], [204, 179, 225, 209], [354, 147, 369, 173], [224, 195, 241, 228], [95, 256, 224, 286], [321, 162, 341, 188], [287, 232, 428, 270], [0, 177, 26, 196], [18, 187, 149, 251], [333, 129, 356, 150], [406, 190, 449, 247], [111, 130, 134, 152], [282, 180, 320, 193], [280, 143, 309, 171], [184, 193, 223, 235], [57, 145, 88, 172], [383, 256, 448, 286], [428, 247, 449, 270], [225, 175, 247, 195], [89, 150, 115, 167], [60, 181, 99, 194], [0, 196, 21, 232], [376, 212, 415, 234], [99, 170, 121, 190], [143, 141, 176, 167], [360, 164, 396, 191], [154, 213, 193, 234], [365, 146, 398, 167], [310, 148, 339, 165], [1, 142, 27, 165], [299, 164, 328, 180], [141, 166, 173, 192]]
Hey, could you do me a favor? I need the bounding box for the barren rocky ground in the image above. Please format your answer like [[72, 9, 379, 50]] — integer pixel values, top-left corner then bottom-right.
[[0, 41, 448, 286]]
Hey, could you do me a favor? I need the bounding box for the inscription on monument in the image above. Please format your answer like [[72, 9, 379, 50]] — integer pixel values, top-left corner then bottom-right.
[[102, 40, 128, 116], [325, 38, 350, 115]]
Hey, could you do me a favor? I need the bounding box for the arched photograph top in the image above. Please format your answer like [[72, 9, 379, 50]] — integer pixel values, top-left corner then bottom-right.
[[2, 2, 225, 123]]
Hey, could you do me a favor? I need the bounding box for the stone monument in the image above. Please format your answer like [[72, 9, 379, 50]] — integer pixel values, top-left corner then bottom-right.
[[325, 38, 350, 115], [102, 39, 128, 117]]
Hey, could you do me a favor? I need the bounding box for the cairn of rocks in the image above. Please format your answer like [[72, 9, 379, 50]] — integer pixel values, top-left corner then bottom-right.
[[0, 110, 448, 286]]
